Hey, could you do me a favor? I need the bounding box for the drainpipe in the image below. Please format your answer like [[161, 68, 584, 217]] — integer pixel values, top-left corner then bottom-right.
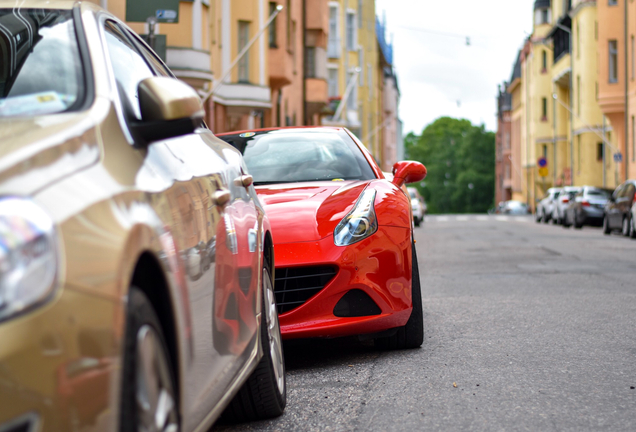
[[302, 0, 307, 125], [603, 115, 607, 188], [553, 82, 557, 185], [625, 0, 629, 180]]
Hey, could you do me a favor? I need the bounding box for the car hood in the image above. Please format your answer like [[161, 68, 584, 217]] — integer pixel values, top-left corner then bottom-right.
[[0, 112, 100, 196], [255, 181, 370, 243]]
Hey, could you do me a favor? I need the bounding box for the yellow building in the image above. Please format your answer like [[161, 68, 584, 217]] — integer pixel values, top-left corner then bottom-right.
[[323, 1, 383, 159], [500, 0, 622, 209]]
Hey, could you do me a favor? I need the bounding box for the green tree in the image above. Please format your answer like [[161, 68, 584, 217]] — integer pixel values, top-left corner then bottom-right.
[[405, 117, 495, 214]]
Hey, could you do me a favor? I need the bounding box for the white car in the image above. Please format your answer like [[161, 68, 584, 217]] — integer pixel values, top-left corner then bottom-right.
[[536, 187, 561, 223], [408, 187, 427, 226], [552, 186, 582, 224]]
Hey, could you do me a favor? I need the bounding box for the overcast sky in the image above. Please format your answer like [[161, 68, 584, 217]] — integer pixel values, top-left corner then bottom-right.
[[375, 0, 535, 135]]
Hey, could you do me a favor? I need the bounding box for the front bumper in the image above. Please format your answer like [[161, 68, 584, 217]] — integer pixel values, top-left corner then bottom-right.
[[273, 225, 413, 339], [0, 287, 120, 432]]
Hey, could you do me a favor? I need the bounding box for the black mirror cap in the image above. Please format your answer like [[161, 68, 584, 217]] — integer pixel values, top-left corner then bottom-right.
[[131, 115, 204, 145]]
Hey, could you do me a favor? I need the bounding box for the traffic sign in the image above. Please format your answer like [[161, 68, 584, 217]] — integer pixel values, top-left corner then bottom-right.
[[538, 167, 549, 177], [537, 157, 547, 168], [126, 0, 180, 23], [614, 152, 623, 163]]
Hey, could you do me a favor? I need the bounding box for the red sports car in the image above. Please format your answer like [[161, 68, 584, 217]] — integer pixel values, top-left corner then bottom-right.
[[217, 127, 426, 349]]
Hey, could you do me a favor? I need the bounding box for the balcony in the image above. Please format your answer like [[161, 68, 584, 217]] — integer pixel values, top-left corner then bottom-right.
[[269, 45, 294, 89], [165, 47, 213, 89]]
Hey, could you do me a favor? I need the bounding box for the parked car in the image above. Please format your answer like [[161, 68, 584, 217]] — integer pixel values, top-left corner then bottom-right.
[[0, 3, 285, 431], [563, 186, 612, 228], [552, 186, 582, 224], [407, 187, 427, 226], [536, 187, 561, 223], [501, 200, 529, 215], [603, 179, 636, 237], [218, 127, 427, 350]]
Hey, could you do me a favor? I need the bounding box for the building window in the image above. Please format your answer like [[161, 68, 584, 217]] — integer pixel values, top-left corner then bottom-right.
[[346, 11, 356, 51], [286, 0, 291, 51], [609, 0, 618, 5], [541, 97, 547, 120], [505, 132, 510, 149], [609, 40, 618, 83], [347, 70, 357, 108], [535, 8, 551, 24], [633, 115, 635, 161], [238, 21, 250, 83], [359, 48, 364, 85], [576, 22, 580, 59], [543, 144, 548, 158], [358, 0, 363, 28], [368, 63, 373, 99], [305, 47, 316, 78], [268, 2, 277, 48], [577, 135, 581, 173], [632, 35, 635, 80], [328, 4, 340, 58], [597, 142, 604, 161], [542, 50, 547, 72], [577, 75, 581, 116], [328, 67, 339, 97]]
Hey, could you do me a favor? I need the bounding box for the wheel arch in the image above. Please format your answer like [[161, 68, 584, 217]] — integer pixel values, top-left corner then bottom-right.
[[130, 252, 181, 406]]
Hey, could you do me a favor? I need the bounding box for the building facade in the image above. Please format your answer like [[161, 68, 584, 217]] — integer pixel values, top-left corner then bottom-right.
[[499, 0, 625, 209]]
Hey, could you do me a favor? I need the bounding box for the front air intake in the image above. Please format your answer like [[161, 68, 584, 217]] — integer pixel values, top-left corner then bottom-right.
[[274, 266, 337, 314], [333, 289, 381, 317]]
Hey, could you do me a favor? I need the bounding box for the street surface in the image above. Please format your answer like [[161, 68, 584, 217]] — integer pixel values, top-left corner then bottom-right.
[[217, 215, 636, 431]]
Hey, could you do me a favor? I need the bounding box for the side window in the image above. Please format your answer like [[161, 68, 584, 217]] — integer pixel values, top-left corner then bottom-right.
[[103, 21, 155, 120], [126, 30, 173, 78], [615, 185, 625, 199]]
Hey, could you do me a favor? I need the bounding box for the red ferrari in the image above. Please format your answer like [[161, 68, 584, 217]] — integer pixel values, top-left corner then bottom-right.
[[217, 127, 426, 349]]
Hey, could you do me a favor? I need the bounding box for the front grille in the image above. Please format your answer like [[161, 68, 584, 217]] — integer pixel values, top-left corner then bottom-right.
[[274, 266, 338, 314]]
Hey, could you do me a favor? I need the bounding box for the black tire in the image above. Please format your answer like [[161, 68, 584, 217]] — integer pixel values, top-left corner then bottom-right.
[[603, 215, 611, 235], [414, 217, 421, 227], [375, 243, 424, 350], [629, 217, 636, 239], [222, 267, 286, 422], [563, 212, 571, 228], [120, 287, 179, 432], [535, 208, 542, 223]]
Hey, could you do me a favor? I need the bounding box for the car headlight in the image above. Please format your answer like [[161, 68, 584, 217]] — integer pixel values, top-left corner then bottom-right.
[[0, 198, 58, 322], [334, 189, 378, 246]]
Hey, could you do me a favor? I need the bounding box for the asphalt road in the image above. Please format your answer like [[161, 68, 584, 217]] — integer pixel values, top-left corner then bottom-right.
[[217, 214, 636, 431]]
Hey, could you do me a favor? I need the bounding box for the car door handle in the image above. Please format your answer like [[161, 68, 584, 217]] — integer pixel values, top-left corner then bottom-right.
[[212, 190, 231, 208], [234, 174, 253, 188]]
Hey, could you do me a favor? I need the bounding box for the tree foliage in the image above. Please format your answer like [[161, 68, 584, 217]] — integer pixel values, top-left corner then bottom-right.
[[405, 117, 495, 214]]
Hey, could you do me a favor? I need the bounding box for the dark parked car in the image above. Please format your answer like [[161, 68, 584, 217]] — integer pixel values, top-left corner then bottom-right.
[[563, 186, 612, 228], [603, 179, 636, 237]]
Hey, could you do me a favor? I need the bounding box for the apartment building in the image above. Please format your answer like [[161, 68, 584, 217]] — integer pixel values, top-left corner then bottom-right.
[[90, 0, 397, 152], [507, 48, 526, 203], [496, 85, 513, 204], [499, 0, 623, 206], [323, 1, 384, 156], [597, 0, 636, 182]]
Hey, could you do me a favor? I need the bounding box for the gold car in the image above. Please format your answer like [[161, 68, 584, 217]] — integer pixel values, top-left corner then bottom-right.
[[0, 2, 285, 431]]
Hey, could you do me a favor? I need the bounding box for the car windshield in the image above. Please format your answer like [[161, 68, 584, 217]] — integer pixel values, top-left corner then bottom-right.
[[409, 190, 417, 199], [0, 9, 84, 118], [218, 129, 377, 184]]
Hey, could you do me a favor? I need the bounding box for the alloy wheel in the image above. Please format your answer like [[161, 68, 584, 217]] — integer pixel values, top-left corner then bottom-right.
[[263, 269, 285, 394], [136, 325, 179, 432]]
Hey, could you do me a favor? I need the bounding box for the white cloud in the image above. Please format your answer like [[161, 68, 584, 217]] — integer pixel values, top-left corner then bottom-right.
[[376, 0, 535, 134]]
